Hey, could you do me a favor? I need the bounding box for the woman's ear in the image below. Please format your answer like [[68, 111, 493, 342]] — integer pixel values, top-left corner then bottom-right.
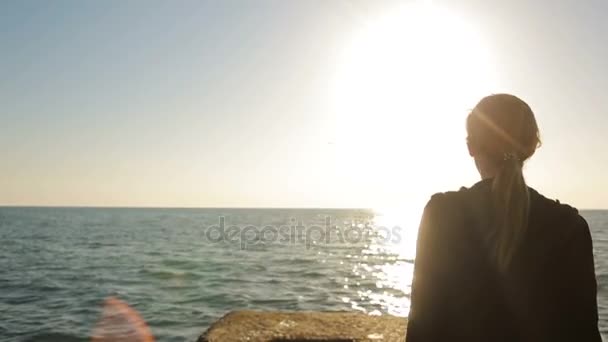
[[467, 139, 475, 157]]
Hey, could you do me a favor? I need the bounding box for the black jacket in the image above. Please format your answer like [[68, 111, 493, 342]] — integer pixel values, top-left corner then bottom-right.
[[406, 179, 601, 341]]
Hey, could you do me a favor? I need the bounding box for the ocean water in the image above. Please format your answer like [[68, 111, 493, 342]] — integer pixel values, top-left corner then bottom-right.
[[0, 207, 606, 342]]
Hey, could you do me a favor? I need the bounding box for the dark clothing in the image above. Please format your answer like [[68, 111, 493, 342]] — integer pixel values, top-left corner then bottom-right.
[[406, 179, 601, 342]]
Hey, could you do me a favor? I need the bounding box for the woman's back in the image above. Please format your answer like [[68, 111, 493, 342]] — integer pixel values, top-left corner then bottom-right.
[[405, 94, 600, 341], [405, 179, 601, 341]]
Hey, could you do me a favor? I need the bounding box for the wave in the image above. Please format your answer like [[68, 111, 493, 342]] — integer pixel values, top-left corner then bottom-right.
[[138, 268, 201, 280], [21, 332, 85, 342]]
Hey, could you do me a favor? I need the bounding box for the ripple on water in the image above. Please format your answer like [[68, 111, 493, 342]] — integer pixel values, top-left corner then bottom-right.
[[21, 332, 85, 342], [138, 268, 202, 281]]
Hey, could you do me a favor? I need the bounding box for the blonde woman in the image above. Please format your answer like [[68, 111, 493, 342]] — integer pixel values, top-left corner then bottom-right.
[[406, 94, 601, 341]]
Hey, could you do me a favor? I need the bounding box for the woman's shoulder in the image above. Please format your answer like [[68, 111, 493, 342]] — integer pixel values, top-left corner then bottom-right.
[[424, 188, 466, 209], [528, 188, 590, 240], [425, 180, 489, 208], [524, 190, 595, 274], [423, 185, 476, 220], [529, 188, 580, 214]]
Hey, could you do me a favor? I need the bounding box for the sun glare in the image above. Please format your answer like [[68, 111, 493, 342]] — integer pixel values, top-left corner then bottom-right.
[[332, 2, 498, 207]]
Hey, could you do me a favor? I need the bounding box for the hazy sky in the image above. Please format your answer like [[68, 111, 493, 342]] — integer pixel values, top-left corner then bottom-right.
[[1, 0, 607, 209]]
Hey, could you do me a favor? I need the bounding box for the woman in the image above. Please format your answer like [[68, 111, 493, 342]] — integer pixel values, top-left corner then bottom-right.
[[406, 94, 601, 341]]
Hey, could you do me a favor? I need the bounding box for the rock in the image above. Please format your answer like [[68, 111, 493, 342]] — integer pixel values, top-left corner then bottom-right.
[[197, 310, 406, 342]]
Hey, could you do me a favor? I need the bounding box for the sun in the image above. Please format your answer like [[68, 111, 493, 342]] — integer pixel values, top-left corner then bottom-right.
[[331, 2, 498, 208]]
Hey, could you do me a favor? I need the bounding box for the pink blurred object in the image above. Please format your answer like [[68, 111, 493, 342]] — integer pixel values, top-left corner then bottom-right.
[[91, 297, 155, 342]]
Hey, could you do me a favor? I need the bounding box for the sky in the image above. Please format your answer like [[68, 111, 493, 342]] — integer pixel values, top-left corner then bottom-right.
[[1, 0, 607, 209]]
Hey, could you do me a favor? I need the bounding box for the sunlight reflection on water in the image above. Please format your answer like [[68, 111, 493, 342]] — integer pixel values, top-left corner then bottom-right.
[[337, 206, 422, 317]]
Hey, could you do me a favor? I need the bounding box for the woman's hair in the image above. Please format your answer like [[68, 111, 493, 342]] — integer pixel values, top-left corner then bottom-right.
[[466, 94, 541, 272]]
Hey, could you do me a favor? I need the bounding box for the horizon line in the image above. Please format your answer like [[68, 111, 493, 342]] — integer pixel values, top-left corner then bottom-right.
[[0, 205, 375, 210], [0, 205, 605, 211]]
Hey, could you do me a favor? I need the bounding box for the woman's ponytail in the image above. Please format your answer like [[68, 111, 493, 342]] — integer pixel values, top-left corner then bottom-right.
[[491, 155, 529, 272]]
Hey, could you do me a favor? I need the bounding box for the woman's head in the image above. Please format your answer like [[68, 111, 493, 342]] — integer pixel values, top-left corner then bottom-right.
[[466, 94, 541, 176], [466, 94, 541, 272]]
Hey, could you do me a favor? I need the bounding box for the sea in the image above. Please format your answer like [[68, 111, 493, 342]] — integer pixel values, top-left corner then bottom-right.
[[1, 207, 606, 342]]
